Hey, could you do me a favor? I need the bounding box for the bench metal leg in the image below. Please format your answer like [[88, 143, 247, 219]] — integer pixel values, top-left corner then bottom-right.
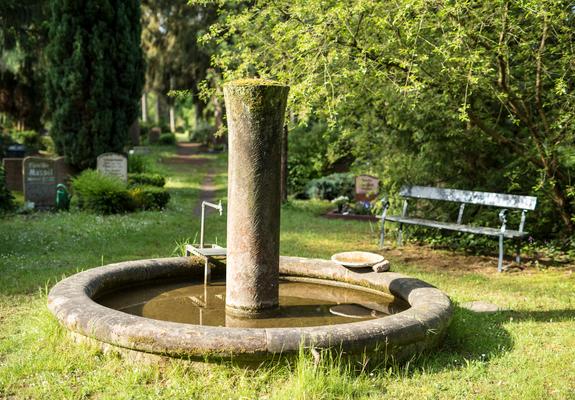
[[498, 235, 504, 272], [204, 258, 211, 285], [379, 220, 386, 248], [398, 223, 403, 246], [515, 242, 521, 265]]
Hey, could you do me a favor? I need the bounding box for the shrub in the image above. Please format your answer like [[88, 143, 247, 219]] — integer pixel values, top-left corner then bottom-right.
[[40, 135, 55, 154], [189, 125, 216, 144], [128, 173, 165, 187], [11, 130, 43, 153], [0, 166, 16, 213], [72, 170, 134, 214], [158, 133, 176, 145], [129, 185, 170, 210], [305, 173, 355, 201], [288, 122, 354, 195], [128, 154, 152, 173]]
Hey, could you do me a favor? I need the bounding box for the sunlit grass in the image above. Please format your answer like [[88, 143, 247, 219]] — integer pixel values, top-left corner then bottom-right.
[[1, 148, 574, 399]]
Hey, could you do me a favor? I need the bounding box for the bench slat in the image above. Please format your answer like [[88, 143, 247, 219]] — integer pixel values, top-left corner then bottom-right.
[[399, 186, 537, 210], [384, 216, 527, 238]]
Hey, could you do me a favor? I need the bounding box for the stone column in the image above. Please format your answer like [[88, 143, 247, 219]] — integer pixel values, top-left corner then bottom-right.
[[224, 79, 289, 317]]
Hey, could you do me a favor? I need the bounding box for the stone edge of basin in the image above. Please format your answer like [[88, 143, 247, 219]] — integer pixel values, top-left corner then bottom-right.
[[47, 256, 453, 362]]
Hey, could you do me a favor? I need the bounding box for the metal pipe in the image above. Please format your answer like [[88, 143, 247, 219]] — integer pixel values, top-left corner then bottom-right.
[[200, 200, 223, 248]]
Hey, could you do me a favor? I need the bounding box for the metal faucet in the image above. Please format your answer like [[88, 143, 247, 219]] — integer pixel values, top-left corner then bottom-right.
[[200, 200, 223, 248]]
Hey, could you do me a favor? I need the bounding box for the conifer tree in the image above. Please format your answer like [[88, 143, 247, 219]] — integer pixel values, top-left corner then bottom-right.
[[45, 0, 144, 169]]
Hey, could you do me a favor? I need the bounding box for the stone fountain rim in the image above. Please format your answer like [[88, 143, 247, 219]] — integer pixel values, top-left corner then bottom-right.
[[47, 256, 453, 361]]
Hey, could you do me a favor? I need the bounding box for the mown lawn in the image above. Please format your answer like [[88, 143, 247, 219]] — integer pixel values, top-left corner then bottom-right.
[[1, 146, 574, 399]]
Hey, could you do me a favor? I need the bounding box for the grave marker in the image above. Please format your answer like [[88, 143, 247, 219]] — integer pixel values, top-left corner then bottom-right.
[[355, 175, 380, 202], [97, 153, 128, 182], [23, 157, 70, 209]]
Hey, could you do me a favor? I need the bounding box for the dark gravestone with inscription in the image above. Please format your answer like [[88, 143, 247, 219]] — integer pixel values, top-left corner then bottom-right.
[[23, 157, 70, 209], [355, 175, 380, 202]]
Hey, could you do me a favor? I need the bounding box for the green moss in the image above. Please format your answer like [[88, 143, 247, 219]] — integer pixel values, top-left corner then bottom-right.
[[225, 78, 287, 88]]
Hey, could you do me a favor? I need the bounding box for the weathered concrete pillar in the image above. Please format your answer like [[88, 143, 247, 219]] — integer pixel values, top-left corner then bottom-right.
[[224, 79, 289, 316]]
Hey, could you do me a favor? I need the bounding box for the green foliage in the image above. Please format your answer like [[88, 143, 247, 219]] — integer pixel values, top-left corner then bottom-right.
[[351, 201, 373, 216], [45, 0, 144, 169], [158, 133, 176, 145], [305, 173, 354, 201], [10, 130, 42, 153], [189, 124, 216, 145], [40, 135, 55, 154], [129, 185, 170, 210], [128, 173, 165, 187], [72, 169, 170, 214], [0, 1, 48, 130], [71, 170, 134, 214], [128, 154, 153, 173], [0, 165, 16, 213], [201, 0, 575, 237], [287, 122, 348, 194]]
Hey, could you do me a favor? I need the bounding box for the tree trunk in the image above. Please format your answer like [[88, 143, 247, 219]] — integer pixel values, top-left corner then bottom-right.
[[169, 106, 176, 133], [194, 101, 204, 131], [129, 119, 140, 146], [280, 124, 288, 202], [549, 176, 574, 233], [169, 77, 176, 133], [155, 92, 162, 125], [141, 92, 148, 123]]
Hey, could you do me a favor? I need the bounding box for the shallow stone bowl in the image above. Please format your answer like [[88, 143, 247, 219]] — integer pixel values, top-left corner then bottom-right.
[[331, 251, 385, 268]]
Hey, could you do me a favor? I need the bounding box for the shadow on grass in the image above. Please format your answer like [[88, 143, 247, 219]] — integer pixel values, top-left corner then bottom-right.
[[375, 305, 575, 376]]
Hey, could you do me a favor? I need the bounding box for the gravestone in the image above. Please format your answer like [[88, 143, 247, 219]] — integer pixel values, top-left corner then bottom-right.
[[148, 127, 161, 144], [23, 157, 70, 209], [97, 153, 128, 183], [2, 158, 24, 191], [129, 146, 150, 155], [355, 175, 380, 202]]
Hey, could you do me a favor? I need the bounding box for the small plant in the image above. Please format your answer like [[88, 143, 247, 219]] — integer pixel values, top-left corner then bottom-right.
[[331, 196, 349, 213], [352, 200, 373, 215], [128, 173, 165, 187]]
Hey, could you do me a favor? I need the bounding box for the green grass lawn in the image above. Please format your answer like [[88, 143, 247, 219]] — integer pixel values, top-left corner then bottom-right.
[[1, 146, 574, 399]]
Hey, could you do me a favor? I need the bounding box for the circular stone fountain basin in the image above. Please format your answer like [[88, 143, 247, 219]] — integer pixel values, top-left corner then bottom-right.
[[48, 256, 453, 362]]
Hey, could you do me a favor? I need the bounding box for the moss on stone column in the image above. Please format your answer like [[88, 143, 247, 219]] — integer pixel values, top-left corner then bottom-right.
[[224, 78, 289, 317]]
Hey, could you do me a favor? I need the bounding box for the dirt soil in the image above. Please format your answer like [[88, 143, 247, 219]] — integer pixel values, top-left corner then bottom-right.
[[382, 244, 575, 276], [162, 142, 219, 217]]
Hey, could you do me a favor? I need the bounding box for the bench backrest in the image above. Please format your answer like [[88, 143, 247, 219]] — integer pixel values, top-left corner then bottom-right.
[[400, 186, 537, 210]]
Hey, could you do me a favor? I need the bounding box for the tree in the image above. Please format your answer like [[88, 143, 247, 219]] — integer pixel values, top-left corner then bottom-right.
[[197, 0, 575, 235], [141, 0, 217, 129], [45, 0, 144, 169], [0, 0, 48, 130]]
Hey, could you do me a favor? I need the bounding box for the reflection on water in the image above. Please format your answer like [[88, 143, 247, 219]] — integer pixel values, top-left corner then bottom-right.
[[97, 280, 409, 328]]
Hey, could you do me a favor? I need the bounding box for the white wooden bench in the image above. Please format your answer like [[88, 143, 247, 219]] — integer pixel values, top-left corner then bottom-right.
[[378, 186, 537, 272]]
